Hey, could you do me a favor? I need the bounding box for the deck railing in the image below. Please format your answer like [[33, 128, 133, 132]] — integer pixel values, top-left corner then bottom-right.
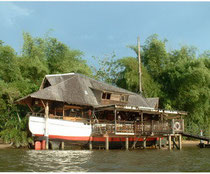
[[92, 119, 184, 135]]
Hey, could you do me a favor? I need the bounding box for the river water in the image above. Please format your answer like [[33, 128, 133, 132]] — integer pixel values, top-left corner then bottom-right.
[[0, 146, 210, 172]]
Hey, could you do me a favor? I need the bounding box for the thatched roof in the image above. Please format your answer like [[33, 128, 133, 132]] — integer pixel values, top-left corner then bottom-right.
[[17, 73, 153, 108]]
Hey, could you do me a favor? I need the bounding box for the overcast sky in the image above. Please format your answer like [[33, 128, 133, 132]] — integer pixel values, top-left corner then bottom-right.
[[0, 1, 210, 66]]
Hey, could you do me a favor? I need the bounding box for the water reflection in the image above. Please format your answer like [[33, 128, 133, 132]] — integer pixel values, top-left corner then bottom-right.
[[0, 147, 210, 172], [24, 150, 93, 172]]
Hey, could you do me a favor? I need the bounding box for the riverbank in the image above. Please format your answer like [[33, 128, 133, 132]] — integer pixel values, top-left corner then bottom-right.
[[182, 140, 200, 146], [0, 144, 12, 149]]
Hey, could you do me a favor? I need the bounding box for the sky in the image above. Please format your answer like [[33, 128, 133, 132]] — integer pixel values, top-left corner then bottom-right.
[[0, 1, 210, 66]]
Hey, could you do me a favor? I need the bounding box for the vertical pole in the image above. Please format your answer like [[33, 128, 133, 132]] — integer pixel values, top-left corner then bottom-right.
[[168, 135, 172, 150], [159, 137, 162, 149], [89, 137, 93, 150], [61, 142, 65, 150], [125, 137, 129, 150], [141, 112, 144, 134], [45, 101, 49, 150], [200, 130, 203, 144], [172, 119, 175, 134], [143, 137, 146, 149], [114, 109, 117, 134], [106, 136, 109, 150], [178, 134, 182, 150], [137, 36, 142, 93], [63, 105, 65, 118]]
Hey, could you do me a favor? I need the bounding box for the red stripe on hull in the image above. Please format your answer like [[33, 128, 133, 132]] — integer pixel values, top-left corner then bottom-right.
[[34, 134, 158, 142]]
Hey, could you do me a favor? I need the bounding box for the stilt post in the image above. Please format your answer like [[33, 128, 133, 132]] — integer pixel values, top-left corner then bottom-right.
[[89, 137, 93, 150], [168, 135, 172, 150], [159, 137, 162, 149], [143, 137, 146, 149], [125, 137, 129, 150], [61, 142, 65, 150], [178, 134, 182, 150], [105, 136, 109, 150]]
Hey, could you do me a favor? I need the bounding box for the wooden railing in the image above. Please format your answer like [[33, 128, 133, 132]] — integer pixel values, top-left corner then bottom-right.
[[92, 119, 184, 135]]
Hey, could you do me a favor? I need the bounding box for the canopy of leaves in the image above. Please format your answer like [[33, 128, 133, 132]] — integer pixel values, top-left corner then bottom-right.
[[94, 34, 210, 136], [0, 32, 93, 147]]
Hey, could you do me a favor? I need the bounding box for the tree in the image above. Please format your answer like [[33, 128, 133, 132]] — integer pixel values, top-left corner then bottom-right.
[[142, 34, 168, 80], [0, 32, 93, 147]]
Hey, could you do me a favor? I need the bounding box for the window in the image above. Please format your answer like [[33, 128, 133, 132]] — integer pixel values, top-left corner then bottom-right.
[[102, 92, 112, 100], [102, 93, 106, 99], [107, 93, 111, 99], [120, 95, 129, 102]]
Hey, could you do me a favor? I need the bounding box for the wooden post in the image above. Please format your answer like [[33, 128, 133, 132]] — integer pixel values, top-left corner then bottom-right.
[[151, 120, 154, 135], [89, 137, 93, 150], [137, 36, 142, 93], [114, 109, 117, 134], [168, 135, 172, 150], [125, 137, 129, 150], [62, 105, 65, 117], [141, 112, 144, 133], [172, 119, 175, 134], [159, 137, 162, 149], [45, 101, 49, 150], [105, 136, 109, 150], [61, 142, 65, 150], [143, 137, 146, 149], [179, 134, 182, 150]]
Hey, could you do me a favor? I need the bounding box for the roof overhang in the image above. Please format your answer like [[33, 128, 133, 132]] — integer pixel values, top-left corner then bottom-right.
[[94, 104, 187, 116]]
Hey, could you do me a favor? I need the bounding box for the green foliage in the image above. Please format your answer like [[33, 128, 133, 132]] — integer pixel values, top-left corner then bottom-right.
[[0, 32, 93, 147], [0, 116, 33, 147], [94, 34, 210, 137], [92, 53, 122, 84]]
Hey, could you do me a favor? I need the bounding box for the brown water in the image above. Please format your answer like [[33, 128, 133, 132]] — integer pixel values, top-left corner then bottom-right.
[[0, 146, 210, 172]]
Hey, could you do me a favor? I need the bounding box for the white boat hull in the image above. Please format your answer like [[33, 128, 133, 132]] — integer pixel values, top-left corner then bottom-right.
[[29, 116, 92, 141]]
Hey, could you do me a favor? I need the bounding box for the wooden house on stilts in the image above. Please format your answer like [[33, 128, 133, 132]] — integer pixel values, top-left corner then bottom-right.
[[17, 73, 187, 150]]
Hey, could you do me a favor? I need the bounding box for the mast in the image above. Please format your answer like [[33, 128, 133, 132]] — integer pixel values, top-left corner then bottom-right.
[[137, 36, 142, 93]]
